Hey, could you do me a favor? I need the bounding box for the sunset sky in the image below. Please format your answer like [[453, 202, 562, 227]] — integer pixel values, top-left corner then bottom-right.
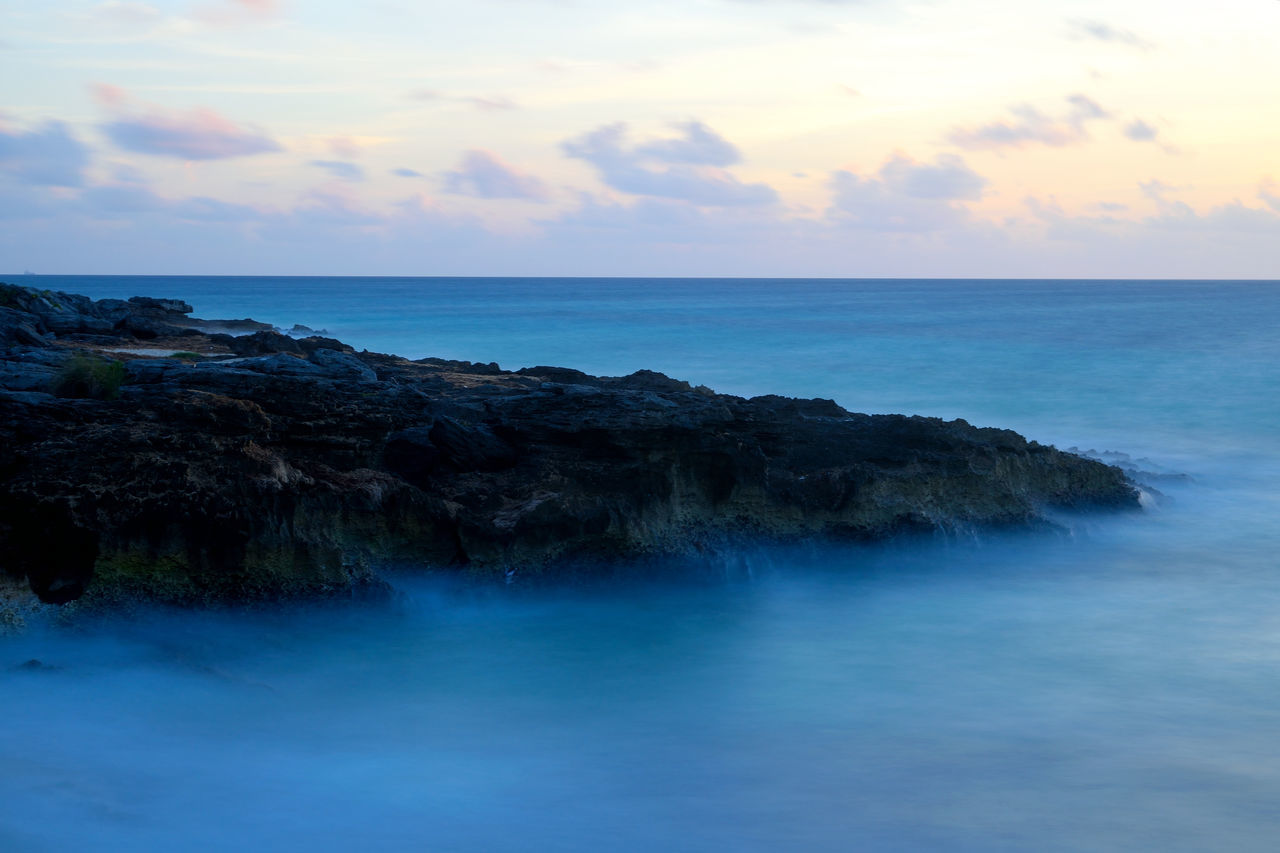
[[2, 0, 1277, 277]]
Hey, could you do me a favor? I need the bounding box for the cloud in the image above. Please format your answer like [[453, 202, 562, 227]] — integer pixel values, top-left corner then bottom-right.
[[442, 150, 549, 201], [96, 83, 281, 160], [634, 121, 740, 167], [1148, 200, 1280, 235], [1022, 195, 1133, 242], [310, 160, 366, 181], [1139, 178, 1184, 205], [392, 167, 424, 178], [70, 176, 387, 232], [552, 193, 713, 234], [92, 83, 128, 107], [562, 122, 778, 207], [949, 94, 1110, 150], [1123, 119, 1159, 142], [407, 90, 519, 111], [1065, 94, 1109, 125], [0, 121, 91, 187], [1066, 19, 1154, 50], [827, 153, 986, 232], [878, 153, 986, 200], [1027, 183, 1280, 245]]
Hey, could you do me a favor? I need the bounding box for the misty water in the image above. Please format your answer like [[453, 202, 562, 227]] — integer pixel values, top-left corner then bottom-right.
[[4, 278, 1280, 850]]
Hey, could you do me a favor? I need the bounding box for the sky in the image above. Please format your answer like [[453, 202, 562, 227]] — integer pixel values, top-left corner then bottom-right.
[[1, 0, 1278, 277]]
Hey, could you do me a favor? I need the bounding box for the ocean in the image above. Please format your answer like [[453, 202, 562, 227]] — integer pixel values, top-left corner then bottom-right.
[[3, 276, 1279, 851]]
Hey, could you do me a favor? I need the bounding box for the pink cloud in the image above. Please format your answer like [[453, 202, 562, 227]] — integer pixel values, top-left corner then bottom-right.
[[95, 84, 282, 160], [91, 83, 128, 107]]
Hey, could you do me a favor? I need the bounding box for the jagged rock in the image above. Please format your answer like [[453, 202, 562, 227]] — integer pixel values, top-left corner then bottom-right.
[[0, 282, 1141, 606], [296, 336, 354, 355], [0, 307, 50, 347], [227, 330, 304, 356]]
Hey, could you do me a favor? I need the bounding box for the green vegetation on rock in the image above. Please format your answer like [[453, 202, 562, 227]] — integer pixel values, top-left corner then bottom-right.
[[53, 355, 126, 400]]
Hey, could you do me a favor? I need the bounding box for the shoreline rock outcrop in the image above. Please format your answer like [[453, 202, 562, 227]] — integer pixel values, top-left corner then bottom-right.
[[0, 282, 1140, 606]]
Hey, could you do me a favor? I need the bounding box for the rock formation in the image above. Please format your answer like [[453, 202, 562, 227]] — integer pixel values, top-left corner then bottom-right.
[[0, 283, 1140, 605]]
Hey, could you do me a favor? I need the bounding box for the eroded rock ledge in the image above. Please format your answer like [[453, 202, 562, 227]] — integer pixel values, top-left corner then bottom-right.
[[0, 282, 1139, 605]]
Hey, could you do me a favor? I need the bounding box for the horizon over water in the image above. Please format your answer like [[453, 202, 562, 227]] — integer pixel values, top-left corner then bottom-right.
[[4, 275, 1280, 851]]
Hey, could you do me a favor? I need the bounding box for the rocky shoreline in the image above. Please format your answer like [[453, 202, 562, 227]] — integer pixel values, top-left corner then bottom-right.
[[0, 282, 1140, 607]]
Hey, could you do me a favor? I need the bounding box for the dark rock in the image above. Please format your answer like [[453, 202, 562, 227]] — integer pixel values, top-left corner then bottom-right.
[[384, 426, 442, 487], [227, 330, 304, 356], [0, 307, 50, 347], [517, 365, 599, 385], [0, 499, 99, 604], [0, 350, 71, 392], [296, 336, 354, 355], [618, 369, 692, 393], [116, 315, 192, 340], [192, 318, 275, 334], [748, 394, 847, 419], [415, 357, 504, 375], [128, 296, 195, 315], [428, 416, 519, 473], [308, 348, 376, 381], [237, 353, 325, 377], [0, 281, 1141, 606]]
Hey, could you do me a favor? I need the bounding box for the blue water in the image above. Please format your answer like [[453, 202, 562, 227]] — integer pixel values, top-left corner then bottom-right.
[[3, 276, 1279, 851]]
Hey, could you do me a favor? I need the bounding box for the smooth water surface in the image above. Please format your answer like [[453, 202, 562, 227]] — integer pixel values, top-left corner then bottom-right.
[[3, 277, 1279, 850]]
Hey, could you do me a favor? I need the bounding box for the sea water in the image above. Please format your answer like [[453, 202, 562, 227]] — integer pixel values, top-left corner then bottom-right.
[[3, 277, 1279, 851]]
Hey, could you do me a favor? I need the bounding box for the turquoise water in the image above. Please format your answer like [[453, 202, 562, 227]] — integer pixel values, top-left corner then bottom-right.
[[3, 277, 1280, 850]]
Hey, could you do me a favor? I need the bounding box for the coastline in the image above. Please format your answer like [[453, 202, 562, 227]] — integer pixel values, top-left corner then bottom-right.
[[1, 282, 1140, 608]]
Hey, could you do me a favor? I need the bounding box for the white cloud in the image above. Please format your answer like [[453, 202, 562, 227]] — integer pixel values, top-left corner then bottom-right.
[[562, 122, 778, 207], [949, 95, 1111, 151], [1065, 19, 1154, 51], [827, 154, 987, 232]]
